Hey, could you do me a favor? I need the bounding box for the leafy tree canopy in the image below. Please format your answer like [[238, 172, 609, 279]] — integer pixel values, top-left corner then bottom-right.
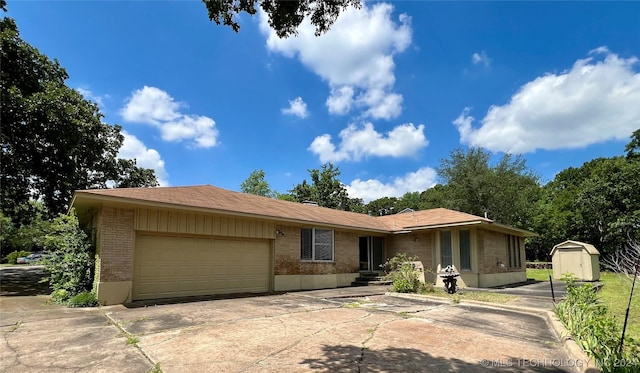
[[202, 0, 361, 38], [240, 169, 274, 197], [529, 152, 640, 258], [0, 17, 158, 224], [289, 162, 362, 211], [625, 128, 640, 159], [431, 147, 541, 229]]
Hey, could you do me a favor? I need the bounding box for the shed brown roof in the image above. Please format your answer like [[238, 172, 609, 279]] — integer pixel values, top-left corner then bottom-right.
[[72, 185, 534, 236]]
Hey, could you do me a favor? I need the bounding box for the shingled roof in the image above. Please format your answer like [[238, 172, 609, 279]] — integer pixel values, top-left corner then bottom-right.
[[377, 208, 492, 230], [71, 185, 535, 236], [72, 185, 390, 232]]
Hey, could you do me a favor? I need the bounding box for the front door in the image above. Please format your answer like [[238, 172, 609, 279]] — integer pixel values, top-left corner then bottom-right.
[[359, 236, 385, 272]]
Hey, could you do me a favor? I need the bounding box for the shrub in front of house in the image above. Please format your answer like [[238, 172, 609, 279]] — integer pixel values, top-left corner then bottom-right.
[[383, 253, 421, 293], [68, 291, 99, 307], [44, 210, 96, 306]]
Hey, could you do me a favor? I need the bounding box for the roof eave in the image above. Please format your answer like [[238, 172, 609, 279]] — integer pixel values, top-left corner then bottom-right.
[[72, 192, 390, 234], [483, 221, 538, 237], [397, 220, 484, 231], [391, 220, 538, 237]]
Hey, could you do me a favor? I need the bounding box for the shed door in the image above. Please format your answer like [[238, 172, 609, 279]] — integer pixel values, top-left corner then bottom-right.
[[133, 234, 271, 300], [557, 248, 584, 279]]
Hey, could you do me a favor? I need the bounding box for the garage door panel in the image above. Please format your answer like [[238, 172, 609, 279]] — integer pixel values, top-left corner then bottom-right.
[[133, 234, 271, 300]]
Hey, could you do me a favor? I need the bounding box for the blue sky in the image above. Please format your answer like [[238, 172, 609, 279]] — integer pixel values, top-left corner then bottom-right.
[[7, 1, 640, 202]]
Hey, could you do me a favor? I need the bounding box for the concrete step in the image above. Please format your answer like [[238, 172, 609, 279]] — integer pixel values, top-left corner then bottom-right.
[[351, 280, 392, 287], [354, 276, 387, 282]]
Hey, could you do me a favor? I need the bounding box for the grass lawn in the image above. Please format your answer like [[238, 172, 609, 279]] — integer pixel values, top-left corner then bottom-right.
[[421, 288, 516, 304], [527, 268, 640, 341], [526, 268, 554, 282]]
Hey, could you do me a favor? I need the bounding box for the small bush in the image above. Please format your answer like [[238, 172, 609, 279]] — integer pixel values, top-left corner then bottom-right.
[[67, 291, 99, 308], [383, 254, 421, 293], [50, 289, 70, 304], [4, 250, 31, 264], [381, 253, 418, 274]]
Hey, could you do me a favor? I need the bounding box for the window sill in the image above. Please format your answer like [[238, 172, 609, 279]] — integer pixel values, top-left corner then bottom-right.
[[301, 260, 335, 263]]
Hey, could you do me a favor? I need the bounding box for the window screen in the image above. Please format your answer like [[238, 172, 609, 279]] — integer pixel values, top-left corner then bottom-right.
[[300, 228, 334, 261], [460, 230, 471, 271], [300, 228, 313, 260], [441, 230, 452, 267]]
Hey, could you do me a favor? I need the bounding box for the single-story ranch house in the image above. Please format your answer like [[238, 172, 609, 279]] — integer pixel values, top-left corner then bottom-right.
[[70, 185, 536, 305]]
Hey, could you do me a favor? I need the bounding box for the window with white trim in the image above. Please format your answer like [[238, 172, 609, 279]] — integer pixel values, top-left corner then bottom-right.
[[301, 228, 334, 261]]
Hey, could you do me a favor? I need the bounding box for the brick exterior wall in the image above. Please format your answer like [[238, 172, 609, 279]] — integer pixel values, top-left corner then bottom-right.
[[98, 207, 135, 282], [273, 224, 360, 275], [480, 229, 524, 274], [386, 232, 434, 270]]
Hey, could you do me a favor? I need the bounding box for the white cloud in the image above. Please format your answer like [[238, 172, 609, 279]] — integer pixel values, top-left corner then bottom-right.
[[309, 122, 427, 162], [260, 3, 411, 120], [326, 86, 355, 115], [118, 131, 169, 186], [455, 47, 640, 153], [471, 51, 491, 67], [76, 87, 109, 107], [121, 86, 219, 148], [346, 167, 437, 203], [281, 97, 309, 118]]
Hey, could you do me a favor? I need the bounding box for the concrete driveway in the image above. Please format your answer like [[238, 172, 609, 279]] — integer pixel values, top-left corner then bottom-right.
[[1, 268, 586, 372], [102, 289, 577, 373], [0, 266, 152, 373]]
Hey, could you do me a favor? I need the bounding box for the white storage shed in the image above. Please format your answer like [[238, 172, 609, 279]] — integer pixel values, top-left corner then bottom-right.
[[550, 240, 600, 281]]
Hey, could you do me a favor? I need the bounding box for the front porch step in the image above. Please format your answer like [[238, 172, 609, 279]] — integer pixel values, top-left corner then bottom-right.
[[351, 272, 392, 286], [354, 276, 387, 282], [351, 280, 392, 287]]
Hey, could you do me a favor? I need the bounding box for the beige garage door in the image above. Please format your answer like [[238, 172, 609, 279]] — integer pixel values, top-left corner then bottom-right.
[[133, 234, 271, 300]]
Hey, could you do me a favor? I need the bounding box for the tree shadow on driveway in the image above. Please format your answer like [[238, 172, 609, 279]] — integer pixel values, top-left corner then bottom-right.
[[301, 345, 574, 372], [0, 266, 51, 296]]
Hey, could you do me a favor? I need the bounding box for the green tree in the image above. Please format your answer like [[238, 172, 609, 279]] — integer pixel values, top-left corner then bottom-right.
[[0, 211, 13, 254], [435, 147, 541, 228], [365, 196, 399, 216], [111, 159, 160, 189], [0, 17, 157, 223], [625, 128, 640, 159], [44, 210, 94, 302], [3, 201, 52, 254], [528, 132, 640, 259], [240, 169, 273, 197], [397, 192, 422, 212], [419, 184, 452, 210], [289, 162, 361, 211], [202, 0, 361, 38]]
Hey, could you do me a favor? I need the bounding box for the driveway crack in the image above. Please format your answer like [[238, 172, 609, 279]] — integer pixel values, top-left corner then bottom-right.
[[100, 307, 159, 369], [244, 309, 377, 372]]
